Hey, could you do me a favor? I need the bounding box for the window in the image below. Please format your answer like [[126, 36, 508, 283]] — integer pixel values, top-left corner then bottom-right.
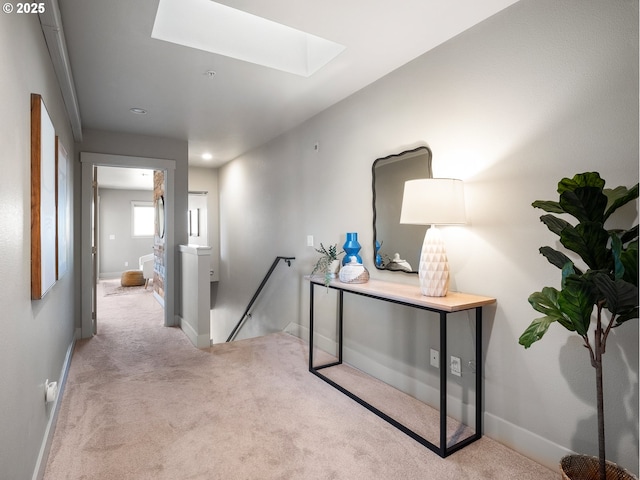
[[131, 201, 154, 237]]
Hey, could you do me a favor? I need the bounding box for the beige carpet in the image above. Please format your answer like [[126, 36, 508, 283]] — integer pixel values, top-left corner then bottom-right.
[[43, 283, 559, 479], [101, 278, 152, 297]]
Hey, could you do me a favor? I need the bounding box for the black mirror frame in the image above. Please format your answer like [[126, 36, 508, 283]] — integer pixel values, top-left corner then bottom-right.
[[371, 145, 433, 274]]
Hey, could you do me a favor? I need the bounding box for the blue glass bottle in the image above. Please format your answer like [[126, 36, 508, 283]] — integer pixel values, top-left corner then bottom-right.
[[342, 232, 362, 265]]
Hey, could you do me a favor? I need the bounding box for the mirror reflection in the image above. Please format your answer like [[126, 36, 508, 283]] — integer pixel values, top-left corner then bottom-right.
[[372, 146, 432, 273]]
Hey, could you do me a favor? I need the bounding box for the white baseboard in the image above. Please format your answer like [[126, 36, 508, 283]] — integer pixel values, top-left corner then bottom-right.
[[177, 315, 210, 348], [484, 412, 569, 473], [283, 321, 302, 338], [153, 291, 165, 308], [98, 272, 122, 280], [32, 336, 75, 480]]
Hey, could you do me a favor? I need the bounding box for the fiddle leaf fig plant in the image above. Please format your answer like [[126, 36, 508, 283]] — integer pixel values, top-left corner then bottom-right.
[[519, 172, 638, 480]]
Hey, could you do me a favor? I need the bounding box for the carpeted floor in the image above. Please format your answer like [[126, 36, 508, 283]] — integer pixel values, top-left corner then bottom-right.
[[43, 282, 559, 479], [101, 278, 152, 297]]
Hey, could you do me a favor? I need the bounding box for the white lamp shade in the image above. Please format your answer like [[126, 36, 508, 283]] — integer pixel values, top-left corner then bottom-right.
[[400, 178, 466, 225]]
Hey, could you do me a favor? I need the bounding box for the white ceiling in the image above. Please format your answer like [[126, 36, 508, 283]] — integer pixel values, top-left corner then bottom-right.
[[58, 0, 520, 168]]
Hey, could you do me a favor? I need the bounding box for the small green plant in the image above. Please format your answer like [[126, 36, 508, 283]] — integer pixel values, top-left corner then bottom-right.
[[519, 172, 638, 480], [311, 243, 343, 286]]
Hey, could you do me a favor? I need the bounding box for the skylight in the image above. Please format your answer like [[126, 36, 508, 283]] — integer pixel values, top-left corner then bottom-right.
[[152, 0, 345, 77]]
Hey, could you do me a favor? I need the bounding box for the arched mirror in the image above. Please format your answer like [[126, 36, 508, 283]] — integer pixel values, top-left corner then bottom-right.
[[156, 195, 165, 239], [372, 146, 432, 273]]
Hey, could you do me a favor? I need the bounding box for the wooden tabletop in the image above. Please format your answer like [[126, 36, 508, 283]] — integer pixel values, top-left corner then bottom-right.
[[306, 276, 496, 313]]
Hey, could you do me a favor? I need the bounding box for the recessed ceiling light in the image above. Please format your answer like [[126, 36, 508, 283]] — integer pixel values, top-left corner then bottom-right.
[[202, 153, 213, 160], [130, 107, 147, 115], [152, 0, 345, 77]]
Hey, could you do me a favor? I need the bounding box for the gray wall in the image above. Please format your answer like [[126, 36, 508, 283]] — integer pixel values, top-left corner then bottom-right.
[[0, 13, 77, 480], [98, 188, 155, 278], [188, 167, 221, 281], [75, 129, 189, 321], [215, 0, 638, 473]]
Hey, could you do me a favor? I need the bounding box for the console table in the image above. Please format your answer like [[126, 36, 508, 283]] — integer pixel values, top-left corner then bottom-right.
[[306, 276, 495, 457]]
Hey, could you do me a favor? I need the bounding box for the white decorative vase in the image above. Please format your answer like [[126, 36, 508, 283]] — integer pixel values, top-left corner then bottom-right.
[[339, 257, 369, 284]]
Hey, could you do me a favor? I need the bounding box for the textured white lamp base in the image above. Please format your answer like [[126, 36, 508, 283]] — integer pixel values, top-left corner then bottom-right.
[[418, 226, 450, 297]]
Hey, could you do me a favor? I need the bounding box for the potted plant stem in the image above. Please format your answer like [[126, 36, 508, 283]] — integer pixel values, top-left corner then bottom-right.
[[311, 243, 343, 287], [519, 172, 638, 480]]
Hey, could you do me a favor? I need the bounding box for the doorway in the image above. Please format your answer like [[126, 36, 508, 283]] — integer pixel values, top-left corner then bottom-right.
[[80, 153, 176, 338]]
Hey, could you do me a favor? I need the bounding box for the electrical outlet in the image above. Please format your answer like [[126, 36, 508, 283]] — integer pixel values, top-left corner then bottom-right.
[[430, 349, 439, 368], [307, 235, 314, 247], [450, 356, 461, 377]]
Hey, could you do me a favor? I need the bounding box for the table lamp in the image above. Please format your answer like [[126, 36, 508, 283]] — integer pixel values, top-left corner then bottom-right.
[[400, 178, 466, 296]]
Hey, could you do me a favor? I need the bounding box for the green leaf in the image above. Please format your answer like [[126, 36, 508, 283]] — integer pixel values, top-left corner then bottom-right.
[[557, 276, 596, 335], [539, 246, 583, 274], [528, 287, 561, 315], [615, 307, 639, 325], [555, 173, 608, 223], [532, 200, 565, 214], [593, 273, 639, 317], [528, 288, 575, 331], [519, 316, 555, 348], [620, 239, 638, 286], [603, 183, 639, 221], [559, 187, 607, 224], [559, 221, 610, 270], [558, 172, 605, 193], [540, 214, 571, 237]]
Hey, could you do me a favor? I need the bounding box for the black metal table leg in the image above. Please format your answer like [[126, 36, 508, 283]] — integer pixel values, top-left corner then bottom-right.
[[309, 281, 315, 371], [439, 311, 447, 457], [338, 290, 344, 364], [476, 306, 482, 437]]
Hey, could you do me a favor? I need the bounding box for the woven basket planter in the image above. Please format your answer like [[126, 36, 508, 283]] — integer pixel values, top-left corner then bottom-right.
[[561, 455, 637, 480], [121, 270, 145, 287]]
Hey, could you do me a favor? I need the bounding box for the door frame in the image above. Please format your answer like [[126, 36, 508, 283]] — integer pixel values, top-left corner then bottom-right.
[[80, 152, 176, 338]]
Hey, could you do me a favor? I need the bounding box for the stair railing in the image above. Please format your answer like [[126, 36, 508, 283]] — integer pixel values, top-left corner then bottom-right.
[[226, 256, 295, 342]]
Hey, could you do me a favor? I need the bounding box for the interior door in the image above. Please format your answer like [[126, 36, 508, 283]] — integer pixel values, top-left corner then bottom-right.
[[91, 166, 98, 334]]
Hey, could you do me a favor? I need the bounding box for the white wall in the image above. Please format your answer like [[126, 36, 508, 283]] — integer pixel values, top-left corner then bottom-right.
[[0, 13, 77, 480], [216, 0, 638, 473]]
